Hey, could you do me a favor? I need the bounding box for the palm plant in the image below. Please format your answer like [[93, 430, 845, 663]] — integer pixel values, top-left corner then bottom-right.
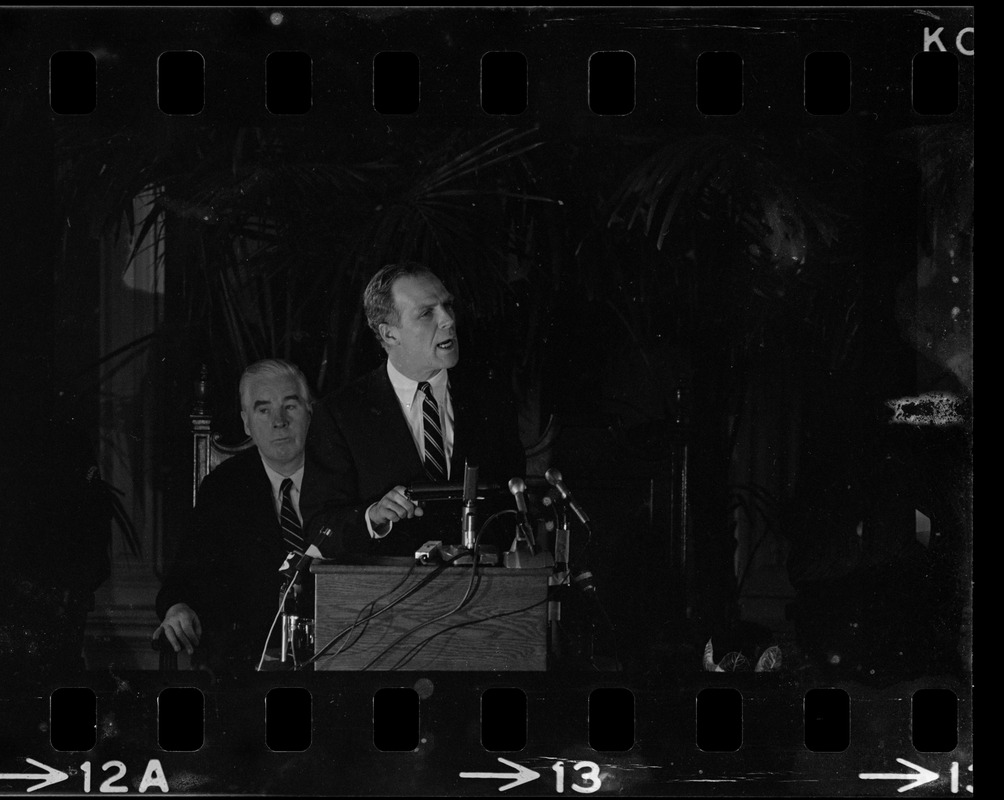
[[598, 128, 857, 632], [56, 118, 555, 418]]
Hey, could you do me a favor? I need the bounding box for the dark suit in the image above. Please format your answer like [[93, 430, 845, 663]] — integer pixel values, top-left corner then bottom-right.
[[156, 448, 306, 671], [301, 364, 525, 558]]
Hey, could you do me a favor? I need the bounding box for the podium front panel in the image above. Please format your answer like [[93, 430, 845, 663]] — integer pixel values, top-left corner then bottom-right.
[[311, 563, 550, 671]]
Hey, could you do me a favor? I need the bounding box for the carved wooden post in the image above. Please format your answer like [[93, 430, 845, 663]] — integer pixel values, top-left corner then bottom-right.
[[674, 386, 690, 572], [190, 365, 212, 507], [672, 386, 692, 619]]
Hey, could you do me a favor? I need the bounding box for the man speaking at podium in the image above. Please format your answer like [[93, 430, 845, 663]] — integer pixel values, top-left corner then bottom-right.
[[302, 262, 525, 559]]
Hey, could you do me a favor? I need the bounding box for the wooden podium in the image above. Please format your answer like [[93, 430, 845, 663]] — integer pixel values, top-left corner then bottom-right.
[[311, 560, 550, 671]]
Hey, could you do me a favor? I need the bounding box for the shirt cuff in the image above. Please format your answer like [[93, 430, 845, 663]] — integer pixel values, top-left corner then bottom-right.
[[365, 503, 392, 539]]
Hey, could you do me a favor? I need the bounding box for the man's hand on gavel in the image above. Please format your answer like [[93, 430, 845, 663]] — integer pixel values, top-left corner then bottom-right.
[[368, 484, 424, 531], [153, 602, 203, 655]]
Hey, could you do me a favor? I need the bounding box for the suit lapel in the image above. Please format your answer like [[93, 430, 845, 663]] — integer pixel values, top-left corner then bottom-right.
[[244, 452, 283, 547], [369, 365, 425, 477]]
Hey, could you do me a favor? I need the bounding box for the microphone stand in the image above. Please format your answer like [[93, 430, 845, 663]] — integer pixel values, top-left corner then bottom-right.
[[553, 504, 570, 574], [547, 503, 571, 663], [280, 583, 293, 664], [461, 462, 478, 551], [269, 530, 332, 671], [502, 477, 553, 569], [448, 462, 500, 566], [280, 576, 308, 666]]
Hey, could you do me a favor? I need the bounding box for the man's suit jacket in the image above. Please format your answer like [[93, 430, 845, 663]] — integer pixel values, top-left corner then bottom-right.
[[301, 363, 526, 558], [156, 448, 306, 671]]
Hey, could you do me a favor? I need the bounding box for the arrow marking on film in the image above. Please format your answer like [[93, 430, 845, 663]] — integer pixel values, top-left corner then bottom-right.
[[0, 758, 70, 793], [460, 757, 541, 791], [859, 758, 940, 792]]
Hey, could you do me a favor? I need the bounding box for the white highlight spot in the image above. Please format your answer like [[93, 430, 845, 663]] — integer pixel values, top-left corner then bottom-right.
[[886, 392, 964, 426]]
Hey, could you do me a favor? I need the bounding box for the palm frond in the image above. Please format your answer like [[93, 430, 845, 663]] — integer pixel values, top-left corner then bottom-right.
[[608, 133, 843, 265]]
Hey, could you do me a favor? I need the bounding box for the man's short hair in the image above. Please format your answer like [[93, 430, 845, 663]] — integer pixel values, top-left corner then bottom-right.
[[363, 261, 438, 346], [238, 359, 312, 412]]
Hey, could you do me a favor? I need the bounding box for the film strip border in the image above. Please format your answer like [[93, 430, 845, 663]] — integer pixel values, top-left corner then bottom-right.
[[3, 673, 971, 794], [49, 46, 967, 117], [48, 681, 961, 753]]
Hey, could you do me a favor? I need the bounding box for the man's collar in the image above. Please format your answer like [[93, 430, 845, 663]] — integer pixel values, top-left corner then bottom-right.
[[386, 360, 449, 393], [259, 452, 305, 491]]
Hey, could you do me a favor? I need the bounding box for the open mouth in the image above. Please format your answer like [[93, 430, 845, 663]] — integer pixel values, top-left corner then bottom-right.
[[436, 339, 455, 351]]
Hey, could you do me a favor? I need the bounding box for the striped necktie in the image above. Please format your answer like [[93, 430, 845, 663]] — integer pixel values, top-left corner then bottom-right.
[[279, 477, 304, 554], [418, 381, 448, 481]]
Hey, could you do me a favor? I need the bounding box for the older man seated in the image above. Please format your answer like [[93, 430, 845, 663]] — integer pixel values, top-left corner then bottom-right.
[[153, 358, 317, 671]]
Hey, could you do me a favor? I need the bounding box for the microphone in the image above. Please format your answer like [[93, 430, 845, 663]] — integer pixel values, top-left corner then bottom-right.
[[508, 477, 529, 516], [275, 525, 332, 666], [289, 526, 334, 582], [461, 462, 479, 549], [544, 468, 591, 526], [509, 477, 536, 549], [406, 481, 498, 501]]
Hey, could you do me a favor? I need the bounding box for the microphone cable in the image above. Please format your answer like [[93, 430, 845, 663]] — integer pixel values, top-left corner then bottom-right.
[[570, 569, 623, 672], [360, 509, 516, 670], [301, 558, 419, 666], [300, 559, 450, 670], [256, 575, 299, 672], [388, 595, 551, 671]]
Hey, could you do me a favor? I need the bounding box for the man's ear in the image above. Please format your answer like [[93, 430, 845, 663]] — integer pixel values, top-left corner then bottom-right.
[[378, 322, 398, 348], [240, 411, 251, 438]]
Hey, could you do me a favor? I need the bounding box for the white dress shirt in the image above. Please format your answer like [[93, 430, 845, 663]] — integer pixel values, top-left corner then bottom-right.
[[260, 457, 324, 558], [366, 360, 455, 539], [386, 359, 455, 477], [260, 457, 305, 525]]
